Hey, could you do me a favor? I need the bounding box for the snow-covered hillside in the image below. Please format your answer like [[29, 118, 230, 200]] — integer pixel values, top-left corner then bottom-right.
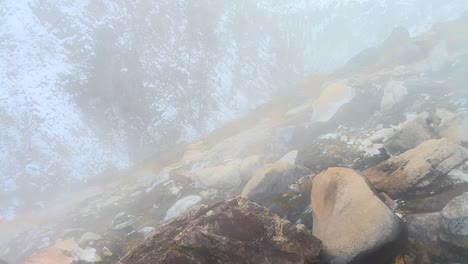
[[1, 0, 468, 220]]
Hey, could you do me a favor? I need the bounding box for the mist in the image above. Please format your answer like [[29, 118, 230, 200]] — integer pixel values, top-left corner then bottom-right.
[[1, 1, 468, 263]]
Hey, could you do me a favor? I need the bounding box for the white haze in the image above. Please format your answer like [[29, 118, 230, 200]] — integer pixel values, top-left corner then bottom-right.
[[0, 0, 467, 240]]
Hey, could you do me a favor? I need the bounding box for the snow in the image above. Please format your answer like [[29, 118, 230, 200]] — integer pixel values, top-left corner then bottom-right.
[[0, 206, 16, 221]]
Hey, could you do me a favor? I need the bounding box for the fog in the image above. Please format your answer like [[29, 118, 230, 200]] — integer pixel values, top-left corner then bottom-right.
[[1, 1, 468, 263]]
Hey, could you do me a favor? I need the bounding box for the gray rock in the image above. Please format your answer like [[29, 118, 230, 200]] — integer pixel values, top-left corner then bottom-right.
[[112, 213, 141, 230], [383, 115, 434, 156], [241, 162, 310, 207], [383, 109, 460, 156], [277, 150, 298, 165], [406, 213, 440, 244], [137, 227, 155, 239], [78, 232, 102, 245], [193, 160, 243, 189], [440, 192, 468, 248], [311, 168, 402, 264], [404, 185, 468, 212], [380, 80, 408, 112], [164, 195, 202, 221]]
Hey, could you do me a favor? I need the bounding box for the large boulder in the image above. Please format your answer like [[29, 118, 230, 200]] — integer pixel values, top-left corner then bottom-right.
[[363, 138, 468, 198], [310, 81, 354, 123], [120, 197, 322, 264], [311, 168, 402, 264], [241, 162, 310, 213], [193, 160, 243, 189], [382, 109, 459, 156], [191, 156, 262, 189], [439, 192, 468, 249]]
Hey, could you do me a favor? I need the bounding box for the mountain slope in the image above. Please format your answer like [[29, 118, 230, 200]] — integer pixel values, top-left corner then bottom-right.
[[1, 0, 468, 219]]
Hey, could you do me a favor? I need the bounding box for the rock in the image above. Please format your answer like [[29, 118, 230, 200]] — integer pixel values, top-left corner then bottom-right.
[[120, 197, 321, 264], [164, 195, 202, 220], [382, 114, 434, 156], [448, 166, 468, 183], [241, 162, 310, 209], [25, 239, 102, 264], [297, 137, 388, 172], [96, 195, 122, 209], [239, 155, 262, 181], [193, 160, 242, 189], [137, 227, 155, 239], [406, 213, 440, 244], [383, 109, 460, 156], [440, 192, 468, 248], [25, 240, 78, 264], [78, 232, 102, 246], [111, 213, 141, 231], [102, 247, 112, 257], [74, 247, 102, 263], [311, 81, 354, 123], [403, 184, 468, 212], [363, 138, 468, 198], [286, 103, 312, 117], [277, 150, 299, 165], [311, 167, 402, 263], [296, 139, 359, 172], [381, 80, 408, 112]]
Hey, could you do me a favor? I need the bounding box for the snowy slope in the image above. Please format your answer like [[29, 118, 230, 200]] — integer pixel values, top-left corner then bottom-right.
[[1, 0, 468, 220]]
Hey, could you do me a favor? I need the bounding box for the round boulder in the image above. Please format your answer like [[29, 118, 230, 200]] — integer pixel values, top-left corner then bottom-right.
[[440, 192, 468, 249], [311, 167, 402, 263]]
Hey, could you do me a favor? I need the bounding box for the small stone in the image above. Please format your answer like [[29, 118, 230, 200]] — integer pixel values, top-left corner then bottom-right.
[[277, 150, 299, 165], [205, 210, 214, 217], [78, 232, 102, 245], [102, 246, 112, 257], [138, 227, 156, 239], [289, 184, 300, 193], [130, 191, 142, 197], [169, 186, 181, 196], [296, 224, 306, 231]]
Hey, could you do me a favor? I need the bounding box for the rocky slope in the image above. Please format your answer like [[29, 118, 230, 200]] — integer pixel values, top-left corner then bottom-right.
[[1, 13, 467, 264], [2, 0, 468, 219]]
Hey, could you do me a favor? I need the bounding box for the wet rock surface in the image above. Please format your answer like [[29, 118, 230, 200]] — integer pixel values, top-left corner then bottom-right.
[[311, 167, 402, 263], [120, 197, 322, 264]]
